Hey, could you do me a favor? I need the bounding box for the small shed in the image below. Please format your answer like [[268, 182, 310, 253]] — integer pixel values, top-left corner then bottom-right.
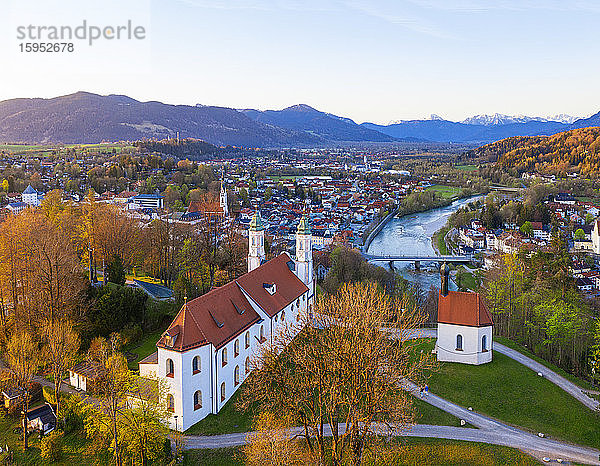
[[2, 387, 23, 410], [69, 360, 103, 392], [26, 404, 57, 434]]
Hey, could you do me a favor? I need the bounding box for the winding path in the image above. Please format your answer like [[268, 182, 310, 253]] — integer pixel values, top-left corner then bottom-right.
[[400, 328, 599, 412], [184, 385, 600, 464], [183, 329, 600, 464]]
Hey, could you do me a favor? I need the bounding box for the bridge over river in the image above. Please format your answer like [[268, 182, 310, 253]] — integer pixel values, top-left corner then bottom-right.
[[362, 253, 472, 270]]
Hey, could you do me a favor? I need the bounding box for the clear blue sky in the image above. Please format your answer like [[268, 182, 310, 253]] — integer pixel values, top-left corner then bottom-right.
[[1, 0, 599, 124]]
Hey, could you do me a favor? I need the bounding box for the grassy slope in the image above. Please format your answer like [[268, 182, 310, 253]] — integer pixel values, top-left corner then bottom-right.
[[124, 329, 163, 371], [413, 339, 600, 448], [495, 336, 598, 391], [185, 380, 460, 436], [432, 226, 450, 255], [456, 266, 478, 291], [183, 438, 539, 466], [185, 386, 254, 436]]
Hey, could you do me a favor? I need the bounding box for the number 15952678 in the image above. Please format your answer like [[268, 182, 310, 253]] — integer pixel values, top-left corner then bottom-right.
[[19, 42, 74, 52]]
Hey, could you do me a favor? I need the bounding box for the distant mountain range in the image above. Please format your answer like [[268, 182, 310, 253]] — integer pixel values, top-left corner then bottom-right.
[[0, 91, 598, 147], [461, 113, 581, 126], [0, 92, 320, 147], [240, 104, 398, 143]]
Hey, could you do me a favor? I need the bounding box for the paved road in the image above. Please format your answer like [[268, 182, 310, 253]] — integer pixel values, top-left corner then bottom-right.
[[184, 329, 600, 464], [492, 342, 600, 411], [184, 393, 600, 465], [184, 380, 600, 464]]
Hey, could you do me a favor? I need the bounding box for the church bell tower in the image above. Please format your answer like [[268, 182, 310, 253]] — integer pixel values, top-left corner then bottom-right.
[[295, 213, 313, 293], [248, 210, 265, 273]]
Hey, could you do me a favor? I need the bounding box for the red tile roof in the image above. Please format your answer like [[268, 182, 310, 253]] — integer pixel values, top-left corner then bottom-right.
[[438, 291, 493, 327], [157, 253, 308, 352], [157, 280, 259, 352], [236, 253, 309, 318]]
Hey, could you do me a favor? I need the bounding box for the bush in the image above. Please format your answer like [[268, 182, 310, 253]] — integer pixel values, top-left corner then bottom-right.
[[40, 430, 64, 462], [121, 323, 143, 346], [61, 394, 85, 434], [43, 385, 57, 405], [28, 381, 42, 403], [88, 283, 148, 337]]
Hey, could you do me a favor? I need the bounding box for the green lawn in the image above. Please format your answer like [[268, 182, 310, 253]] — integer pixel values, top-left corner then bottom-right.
[[182, 438, 538, 466], [184, 447, 244, 466], [412, 339, 600, 448], [433, 226, 450, 255], [412, 397, 462, 426], [456, 266, 478, 291], [0, 415, 111, 465], [126, 273, 163, 285], [185, 385, 254, 436], [124, 329, 163, 371], [373, 437, 539, 465], [184, 378, 459, 437], [426, 185, 462, 200], [495, 336, 598, 391]]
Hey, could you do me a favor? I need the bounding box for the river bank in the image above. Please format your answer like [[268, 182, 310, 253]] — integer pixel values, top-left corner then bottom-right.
[[366, 196, 481, 291]]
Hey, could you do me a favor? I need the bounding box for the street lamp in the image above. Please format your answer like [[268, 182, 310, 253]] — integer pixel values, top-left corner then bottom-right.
[[174, 415, 179, 454]]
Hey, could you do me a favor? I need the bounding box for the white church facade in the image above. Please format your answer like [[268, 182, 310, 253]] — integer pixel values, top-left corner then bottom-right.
[[140, 211, 314, 431], [436, 264, 493, 365]]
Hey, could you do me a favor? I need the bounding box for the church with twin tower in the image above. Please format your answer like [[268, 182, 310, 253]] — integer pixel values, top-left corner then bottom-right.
[[139, 211, 314, 431]]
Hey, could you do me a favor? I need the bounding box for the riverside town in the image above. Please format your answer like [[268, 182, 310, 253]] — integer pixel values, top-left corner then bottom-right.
[[0, 1, 599, 465]]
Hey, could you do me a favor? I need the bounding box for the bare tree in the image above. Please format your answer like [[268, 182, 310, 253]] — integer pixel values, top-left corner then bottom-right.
[[241, 282, 436, 466], [244, 411, 312, 466], [83, 335, 131, 466], [6, 330, 40, 450], [41, 317, 80, 417]]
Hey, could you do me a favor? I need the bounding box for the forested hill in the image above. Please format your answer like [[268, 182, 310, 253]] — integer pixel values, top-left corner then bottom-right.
[[467, 127, 600, 176], [135, 139, 221, 158]]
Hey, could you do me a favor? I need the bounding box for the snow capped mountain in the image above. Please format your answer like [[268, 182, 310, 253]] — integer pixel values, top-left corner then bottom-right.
[[462, 113, 581, 126]]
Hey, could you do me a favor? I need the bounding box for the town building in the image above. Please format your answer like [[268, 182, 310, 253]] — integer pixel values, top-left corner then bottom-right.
[[128, 193, 164, 210], [436, 264, 493, 365], [22, 184, 42, 207], [139, 211, 315, 431]]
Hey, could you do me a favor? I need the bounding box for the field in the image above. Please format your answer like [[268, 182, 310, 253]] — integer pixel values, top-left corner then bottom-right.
[[0, 142, 134, 157], [182, 438, 539, 466], [425, 184, 462, 200], [412, 339, 600, 448], [454, 164, 478, 172]]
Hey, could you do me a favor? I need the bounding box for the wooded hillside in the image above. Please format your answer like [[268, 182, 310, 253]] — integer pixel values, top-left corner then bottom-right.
[[468, 127, 600, 176]]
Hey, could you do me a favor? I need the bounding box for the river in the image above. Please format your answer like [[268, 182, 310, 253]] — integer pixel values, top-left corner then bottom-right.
[[366, 196, 479, 291]]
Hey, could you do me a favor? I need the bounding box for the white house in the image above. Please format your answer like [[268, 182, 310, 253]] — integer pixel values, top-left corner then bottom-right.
[[436, 264, 493, 365], [592, 219, 600, 254], [141, 211, 315, 431], [22, 185, 41, 207], [5, 202, 26, 214]]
